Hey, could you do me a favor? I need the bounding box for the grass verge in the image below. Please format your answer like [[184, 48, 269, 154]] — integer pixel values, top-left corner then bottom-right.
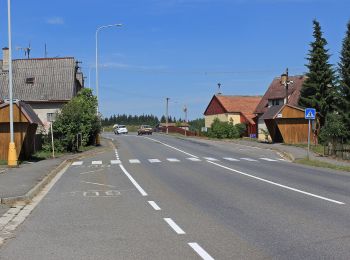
[[295, 158, 350, 172]]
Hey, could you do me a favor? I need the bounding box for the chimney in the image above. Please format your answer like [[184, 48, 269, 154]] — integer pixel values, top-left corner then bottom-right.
[[2, 47, 9, 71]]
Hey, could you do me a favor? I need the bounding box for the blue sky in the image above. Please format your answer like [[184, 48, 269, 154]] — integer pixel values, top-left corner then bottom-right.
[[0, 0, 349, 120]]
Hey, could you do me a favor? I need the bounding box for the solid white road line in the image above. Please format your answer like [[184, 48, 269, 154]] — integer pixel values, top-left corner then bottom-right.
[[92, 161, 102, 165], [188, 242, 214, 260], [111, 160, 121, 164], [81, 181, 116, 188], [149, 159, 161, 163], [167, 158, 180, 162], [240, 158, 258, 162], [260, 158, 278, 162], [144, 137, 199, 158], [163, 218, 186, 234], [203, 157, 218, 161], [187, 157, 202, 162], [119, 164, 148, 196], [148, 201, 161, 210], [129, 159, 141, 164], [72, 161, 83, 166], [207, 161, 345, 205], [223, 157, 240, 161]]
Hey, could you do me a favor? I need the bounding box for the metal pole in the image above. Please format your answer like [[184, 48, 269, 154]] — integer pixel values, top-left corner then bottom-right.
[[7, 0, 17, 166], [166, 97, 169, 134], [51, 122, 55, 158], [307, 119, 311, 160], [95, 23, 122, 116], [285, 68, 289, 104]]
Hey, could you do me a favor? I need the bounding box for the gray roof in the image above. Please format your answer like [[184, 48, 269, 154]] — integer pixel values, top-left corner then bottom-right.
[[0, 57, 82, 102], [261, 104, 284, 120]]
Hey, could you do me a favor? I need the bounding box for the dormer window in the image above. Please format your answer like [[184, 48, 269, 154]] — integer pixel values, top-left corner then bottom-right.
[[26, 77, 35, 84]]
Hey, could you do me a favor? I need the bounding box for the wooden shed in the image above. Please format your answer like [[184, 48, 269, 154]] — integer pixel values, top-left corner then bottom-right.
[[262, 104, 317, 144], [0, 101, 43, 161]]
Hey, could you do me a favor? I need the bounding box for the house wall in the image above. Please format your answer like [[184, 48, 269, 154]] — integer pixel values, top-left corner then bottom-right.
[[205, 113, 241, 128], [28, 102, 66, 132]]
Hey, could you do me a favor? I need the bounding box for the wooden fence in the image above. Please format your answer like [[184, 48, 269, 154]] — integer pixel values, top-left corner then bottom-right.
[[158, 126, 202, 137]]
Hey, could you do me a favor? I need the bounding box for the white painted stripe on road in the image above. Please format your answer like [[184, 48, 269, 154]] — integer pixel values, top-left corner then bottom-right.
[[81, 181, 116, 188], [144, 137, 199, 158], [207, 161, 345, 205], [164, 218, 186, 234], [72, 161, 83, 166], [203, 157, 218, 161], [260, 158, 278, 162], [148, 159, 161, 163], [119, 164, 148, 196], [223, 157, 240, 161], [240, 158, 258, 162], [92, 161, 102, 165], [167, 158, 180, 162], [111, 160, 121, 164], [129, 159, 141, 164], [188, 243, 214, 260], [148, 201, 161, 210], [187, 157, 202, 162]]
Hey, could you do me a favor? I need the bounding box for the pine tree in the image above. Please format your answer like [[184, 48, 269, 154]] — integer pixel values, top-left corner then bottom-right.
[[338, 20, 350, 140], [299, 20, 337, 126]]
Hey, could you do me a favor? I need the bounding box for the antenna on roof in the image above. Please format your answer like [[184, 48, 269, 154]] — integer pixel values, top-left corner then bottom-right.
[[217, 83, 222, 95], [16, 42, 31, 59], [44, 43, 48, 58]]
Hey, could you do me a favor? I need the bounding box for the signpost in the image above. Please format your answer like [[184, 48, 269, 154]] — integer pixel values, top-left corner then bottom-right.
[[47, 113, 56, 158], [305, 108, 316, 159]]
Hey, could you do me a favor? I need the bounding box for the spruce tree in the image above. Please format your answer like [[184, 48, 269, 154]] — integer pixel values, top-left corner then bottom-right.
[[299, 20, 336, 126], [338, 20, 350, 140]]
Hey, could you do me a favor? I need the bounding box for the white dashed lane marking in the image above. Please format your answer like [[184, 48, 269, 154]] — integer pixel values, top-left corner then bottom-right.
[[111, 160, 121, 164], [92, 161, 102, 165], [164, 218, 186, 234], [72, 161, 83, 166], [260, 158, 278, 162], [129, 159, 141, 164], [240, 158, 258, 162], [223, 157, 240, 161], [148, 201, 161, 210], [149, 159, 161, 163], [188, 243, 215, 260], [187, 157, 202, 162], [167, 158, 180, 162], [203, 157, 219, 161]]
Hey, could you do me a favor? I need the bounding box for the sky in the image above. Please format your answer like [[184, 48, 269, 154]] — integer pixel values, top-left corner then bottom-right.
[[0, 0, 350, 120]]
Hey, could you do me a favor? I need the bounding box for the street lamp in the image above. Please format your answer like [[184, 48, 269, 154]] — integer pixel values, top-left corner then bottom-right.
[[7, 0, 17, 166], [165, 97, 170, 134], [280, 68, 294, 104], [95, 23, 122, 115]]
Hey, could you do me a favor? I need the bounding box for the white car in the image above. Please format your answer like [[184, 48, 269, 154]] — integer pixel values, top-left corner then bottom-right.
[[113, 124, 128, 135]]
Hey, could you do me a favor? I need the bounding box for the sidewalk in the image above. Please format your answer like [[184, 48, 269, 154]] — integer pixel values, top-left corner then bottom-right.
[[0, 139, 112, 215]]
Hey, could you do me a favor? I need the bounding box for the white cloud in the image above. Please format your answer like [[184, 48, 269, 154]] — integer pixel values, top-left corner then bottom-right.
[[46, 17, 64, 25]]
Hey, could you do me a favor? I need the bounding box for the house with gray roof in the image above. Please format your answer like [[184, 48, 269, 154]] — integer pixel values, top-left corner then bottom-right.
[[0, 47, 84, 131]]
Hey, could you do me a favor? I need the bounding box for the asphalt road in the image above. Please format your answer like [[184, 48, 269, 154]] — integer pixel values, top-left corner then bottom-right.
[[1, 133, 350, 259]]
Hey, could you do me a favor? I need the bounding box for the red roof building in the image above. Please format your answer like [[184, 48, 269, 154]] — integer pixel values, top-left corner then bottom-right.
[[204, 95, 262, 136]]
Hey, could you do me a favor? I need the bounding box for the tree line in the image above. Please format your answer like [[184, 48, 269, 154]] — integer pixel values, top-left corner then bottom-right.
[[102, 114, 190, 126], [299, 20, 350, 143]]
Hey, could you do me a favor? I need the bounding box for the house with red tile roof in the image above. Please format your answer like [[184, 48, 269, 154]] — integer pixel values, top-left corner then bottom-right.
[[204, 95, 262, 136], [254, 75, 306, 141]]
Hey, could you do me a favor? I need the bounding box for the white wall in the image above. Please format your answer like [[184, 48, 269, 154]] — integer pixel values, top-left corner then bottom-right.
[[29, 102, 66, 132]]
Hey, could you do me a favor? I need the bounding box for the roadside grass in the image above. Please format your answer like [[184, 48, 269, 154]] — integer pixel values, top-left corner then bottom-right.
[[295, 158, 350, 172], [284, 143, 325, 155]]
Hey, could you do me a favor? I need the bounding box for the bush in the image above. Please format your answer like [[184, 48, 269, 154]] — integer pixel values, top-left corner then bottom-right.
[[208, 118, 240, 139]]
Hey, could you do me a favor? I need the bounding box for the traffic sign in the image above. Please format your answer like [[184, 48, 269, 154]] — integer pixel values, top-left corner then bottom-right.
[[305, 108, 316, 120]]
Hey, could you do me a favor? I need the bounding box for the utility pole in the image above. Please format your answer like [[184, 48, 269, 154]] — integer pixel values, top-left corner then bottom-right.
[[183, 105, 188, 136], [166, 97, 169, 134], [280, 68, 293, 104]]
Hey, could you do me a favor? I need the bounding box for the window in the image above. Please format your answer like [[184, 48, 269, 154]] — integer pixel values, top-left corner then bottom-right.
[[272, 99, 280, 106], [25, 77, 35, 84]]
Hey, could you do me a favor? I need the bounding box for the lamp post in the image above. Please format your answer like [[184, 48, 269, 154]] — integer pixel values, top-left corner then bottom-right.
[[165, 97, 170, 134], [7, 0, 17, 166], [95, 23, 122, 115], [280, 68, 293, 104]]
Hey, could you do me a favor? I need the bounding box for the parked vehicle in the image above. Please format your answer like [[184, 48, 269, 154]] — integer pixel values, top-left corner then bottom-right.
[[137, 125, 153, 135], [113, 124, 128, 135]]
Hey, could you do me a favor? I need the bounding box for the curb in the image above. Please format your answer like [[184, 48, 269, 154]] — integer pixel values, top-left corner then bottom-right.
[[0, 141, 114, 206]]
